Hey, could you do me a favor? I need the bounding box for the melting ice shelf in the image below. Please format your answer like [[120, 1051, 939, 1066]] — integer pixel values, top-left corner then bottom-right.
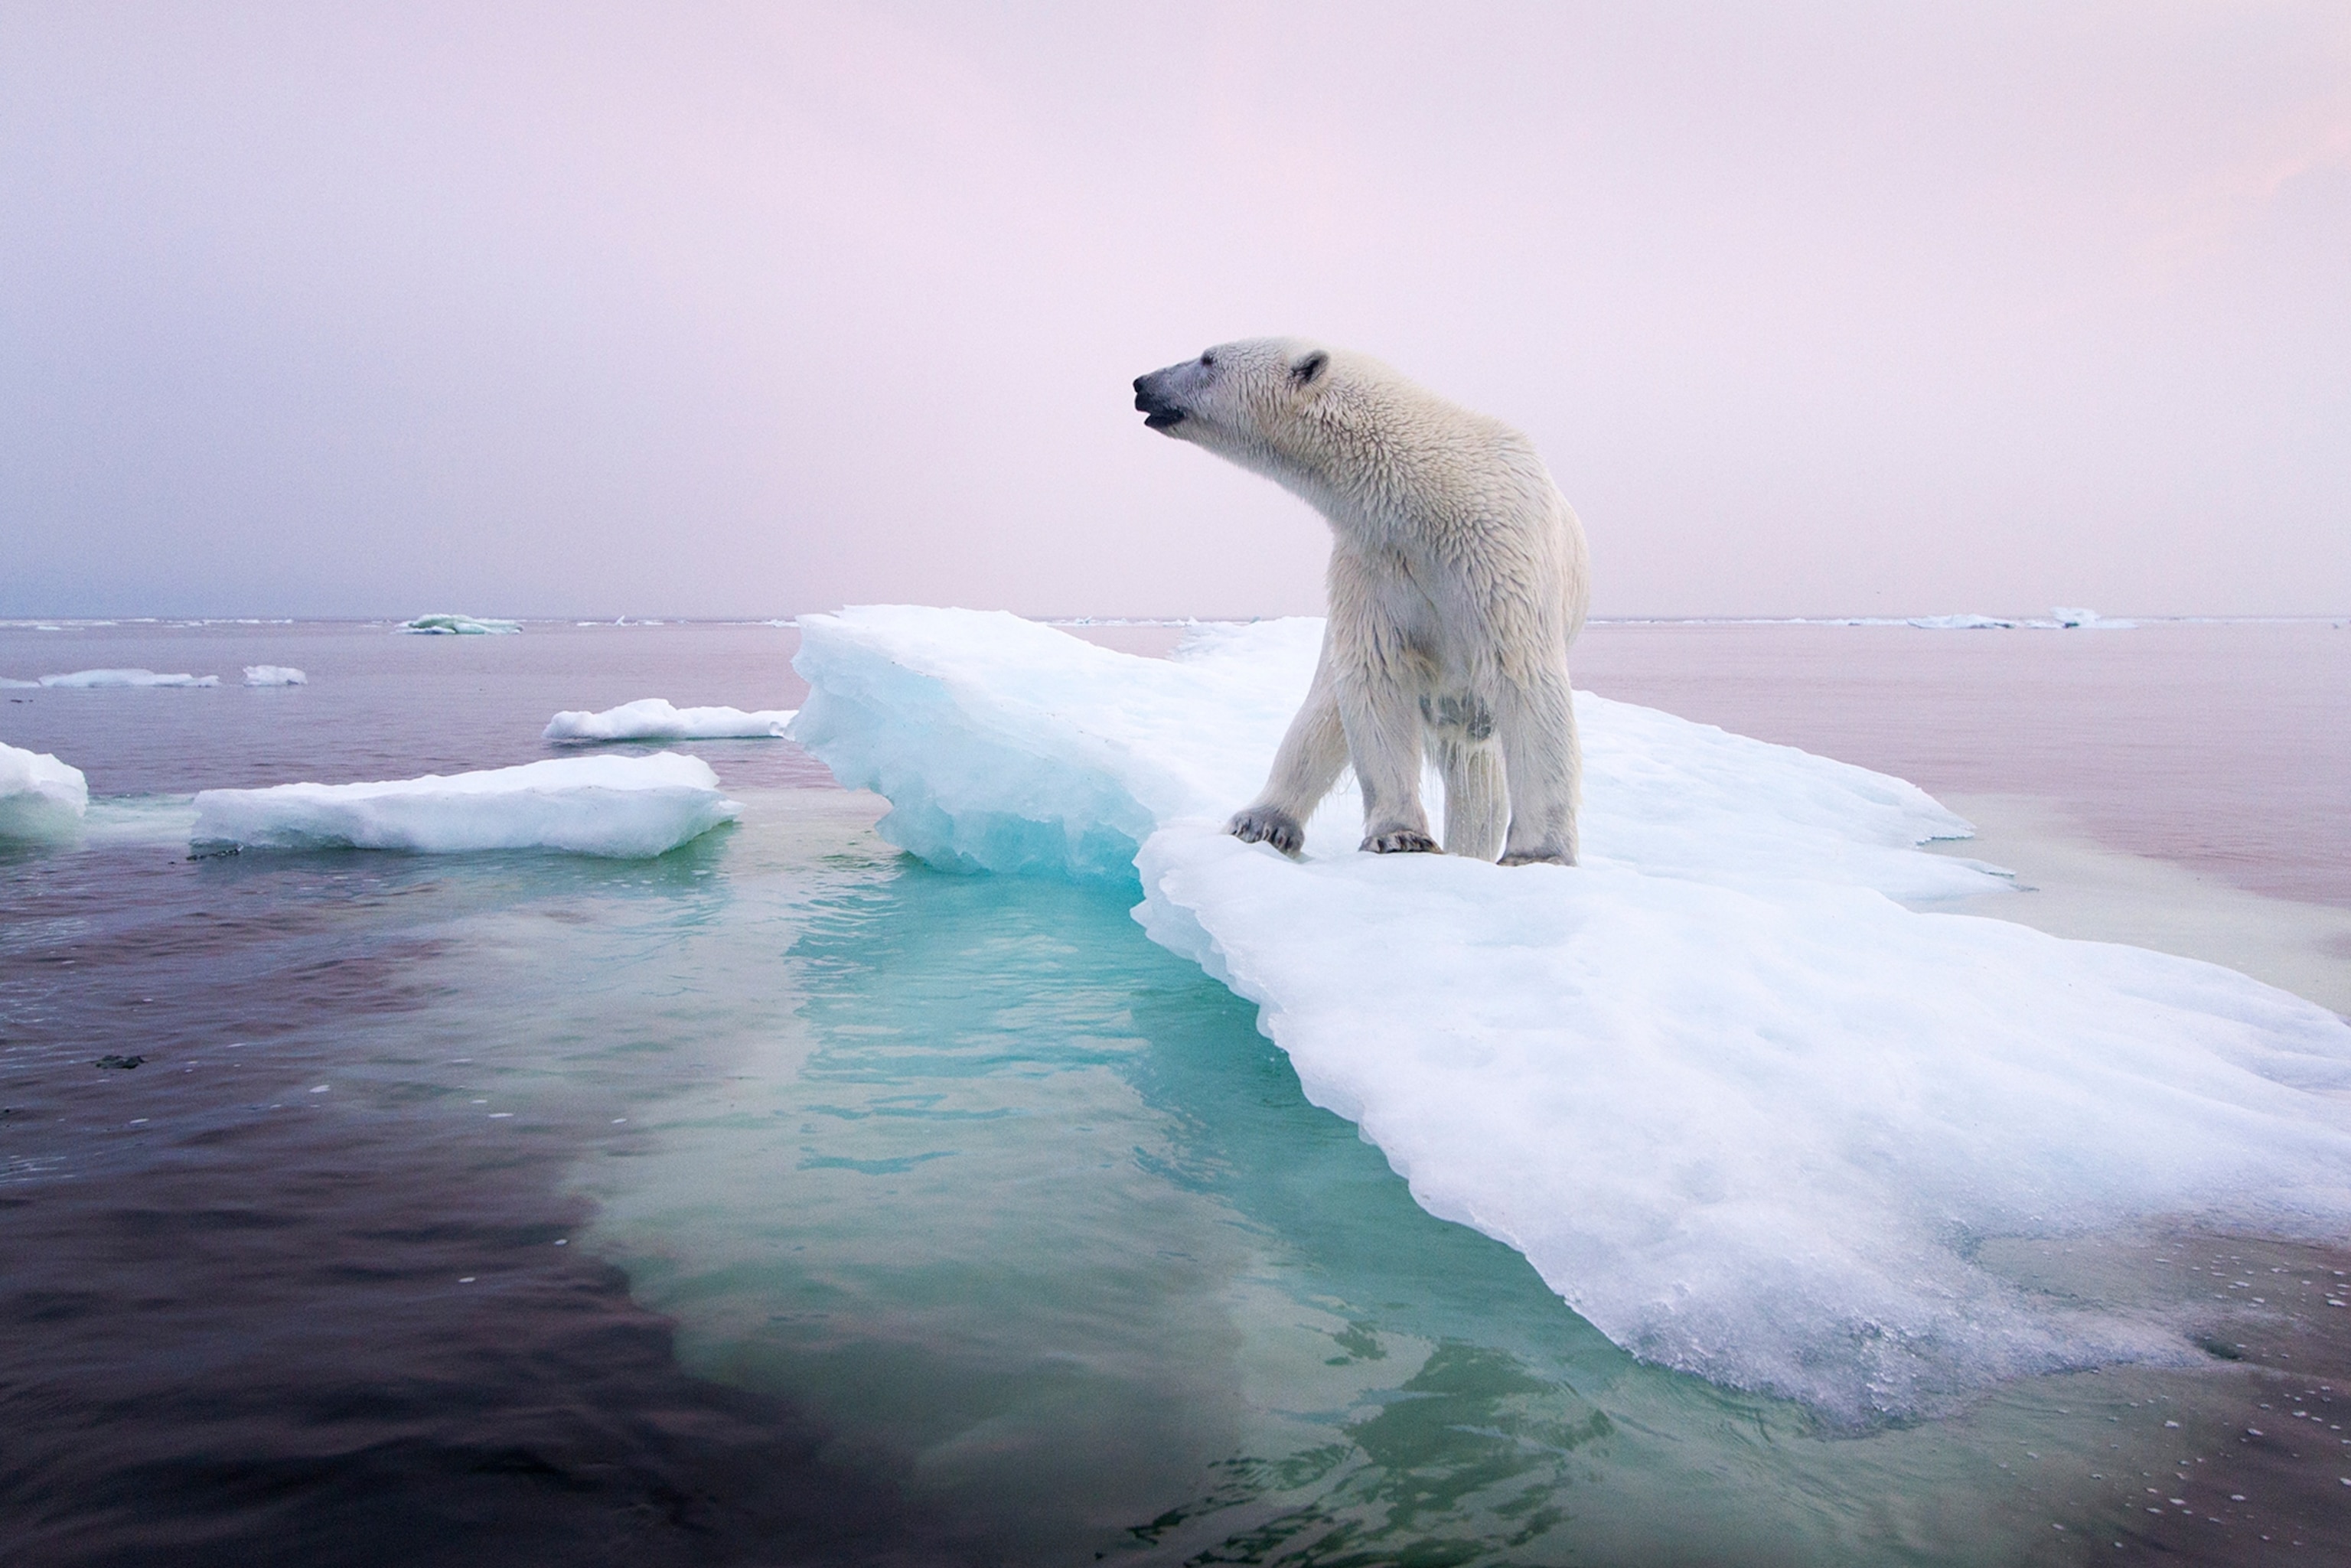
[[787, 605, 2351, 1423]]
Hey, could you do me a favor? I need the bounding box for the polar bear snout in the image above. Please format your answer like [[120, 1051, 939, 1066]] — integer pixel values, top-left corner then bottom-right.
[[1132, 372, 1188, 432]]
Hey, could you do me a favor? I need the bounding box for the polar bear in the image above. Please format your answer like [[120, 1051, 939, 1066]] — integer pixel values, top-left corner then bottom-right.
[[1134, 338, 1590, 865]]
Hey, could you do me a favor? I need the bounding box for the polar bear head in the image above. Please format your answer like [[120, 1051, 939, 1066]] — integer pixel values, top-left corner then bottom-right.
[[1132, 337, 1344, 487]]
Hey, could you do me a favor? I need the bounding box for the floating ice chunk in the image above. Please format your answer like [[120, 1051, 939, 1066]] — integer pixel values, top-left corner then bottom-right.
[[0, 742, 89, 841], [1902, 609, 2137, 631], [0, 676, 36, 688], [790, 607, 2000, 900], [543, 697, 795, 742], [2044, 606, 2136, 630], [791, 608, 1309, 879], [1906, 613, 2016, 630], [791, 604, 2351, 1420], [191, 753, 738, 858], [36, 668, 220, 688], [242, 665, 308, 686], [398, 613, 520, 635]]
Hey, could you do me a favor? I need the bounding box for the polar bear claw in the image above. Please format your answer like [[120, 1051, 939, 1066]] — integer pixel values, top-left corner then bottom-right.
[[1228, 807, 1305, 856]]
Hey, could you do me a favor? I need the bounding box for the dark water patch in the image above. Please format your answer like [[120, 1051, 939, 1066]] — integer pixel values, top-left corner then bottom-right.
[[0, 836, 957, 1567], [2102, 1235, 2351, 1563]]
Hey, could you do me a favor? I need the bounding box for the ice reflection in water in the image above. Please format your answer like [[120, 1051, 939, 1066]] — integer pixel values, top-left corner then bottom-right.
[[547, 794, 2344, 1566]]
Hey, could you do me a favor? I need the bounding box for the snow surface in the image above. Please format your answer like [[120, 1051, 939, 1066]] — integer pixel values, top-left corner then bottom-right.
[[543, 697, 795, 742], [191, 753, 739, 858], [34, 668, 220, 688], [243, 665, 307, 686], [791, 606, 2351, 1420], [398, 613, 520, 635], [0, 742, 89, 841]]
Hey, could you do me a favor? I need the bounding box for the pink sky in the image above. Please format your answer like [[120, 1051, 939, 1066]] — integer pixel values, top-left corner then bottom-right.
[[2, 3, 2345, 618]]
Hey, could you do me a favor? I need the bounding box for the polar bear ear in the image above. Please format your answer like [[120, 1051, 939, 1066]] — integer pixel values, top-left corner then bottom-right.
[[1290, 350, 1330, 388]]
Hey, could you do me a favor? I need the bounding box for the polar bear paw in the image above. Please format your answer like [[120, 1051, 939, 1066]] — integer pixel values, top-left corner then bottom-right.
[[1228, 807, 1305, 856], [1498, 847, 1573, 867], [1361, 828, 1439, 855]]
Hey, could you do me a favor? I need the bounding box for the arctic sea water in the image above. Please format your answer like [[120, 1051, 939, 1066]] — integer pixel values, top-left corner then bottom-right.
[[3, 617, 2348, 1567]]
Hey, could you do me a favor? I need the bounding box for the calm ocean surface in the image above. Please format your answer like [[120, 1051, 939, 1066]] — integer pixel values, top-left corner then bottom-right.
[[2, 618, 2346, 1567]]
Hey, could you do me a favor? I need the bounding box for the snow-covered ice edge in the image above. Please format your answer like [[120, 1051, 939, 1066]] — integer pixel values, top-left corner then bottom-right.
[[789, 606, 2351, 1422]]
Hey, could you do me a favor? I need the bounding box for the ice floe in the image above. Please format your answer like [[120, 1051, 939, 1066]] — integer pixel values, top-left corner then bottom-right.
[[1904, 608, 2135, 631], [242, 665, 307, 686], [398, 613, 520, 635], [32, 668, 220, 688], [0, 742, 89, 841], [791, 608, 2001, 900], [543, 697, 794, 743], [2043, 605, 2134, 629], [191, 753, 738, 858], [791, 605, 2351, 1420]]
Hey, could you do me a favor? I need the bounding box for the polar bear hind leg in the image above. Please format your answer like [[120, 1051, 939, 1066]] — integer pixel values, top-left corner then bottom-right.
[[1495, 668, 1580, 866], [1335, 667, 1438, 854], [1423, 692, 1508, 860]]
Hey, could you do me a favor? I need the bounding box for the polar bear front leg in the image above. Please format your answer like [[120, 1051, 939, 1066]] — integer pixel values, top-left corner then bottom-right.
[[1228, 673, 1347, 856], [1496, 666, 1581, 866]]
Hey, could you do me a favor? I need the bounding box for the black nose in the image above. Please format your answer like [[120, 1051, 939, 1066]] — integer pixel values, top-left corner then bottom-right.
[[1133, 376, 1146, 393]]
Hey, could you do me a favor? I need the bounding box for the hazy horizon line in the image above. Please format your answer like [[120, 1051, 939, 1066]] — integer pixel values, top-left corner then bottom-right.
[[6, 609, 2347, 629]]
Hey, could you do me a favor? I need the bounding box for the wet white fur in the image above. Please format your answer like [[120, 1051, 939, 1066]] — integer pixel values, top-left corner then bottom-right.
[[1137, 337, 1590, 862]]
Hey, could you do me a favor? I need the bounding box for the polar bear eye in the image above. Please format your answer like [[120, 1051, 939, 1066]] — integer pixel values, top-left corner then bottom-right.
[[1199, 352, 1216, 369]]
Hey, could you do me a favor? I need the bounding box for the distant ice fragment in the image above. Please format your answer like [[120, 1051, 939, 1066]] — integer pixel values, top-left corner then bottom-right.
[[543, 697, 795, 742], [398, 613, 520, 635], [1902, 608, 2134, 631], [791, 605, 2351, 1421], [36, 668, 220, 687], [2046, 606, 2136, 630], [243, 665, 307, 686], [1906, 613, 2017, 630], [191, 752, 738, 857], [0, 741, 89, 841]]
